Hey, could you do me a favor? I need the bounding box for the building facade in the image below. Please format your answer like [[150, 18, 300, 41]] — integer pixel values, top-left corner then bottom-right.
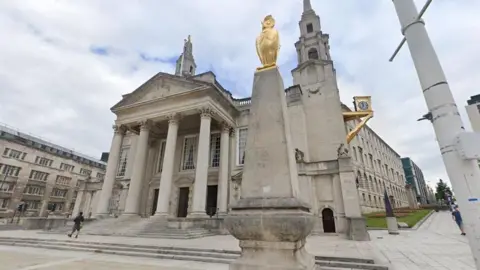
[[401, 157, 428, 204], [90, 1, 409, 235], [348, 121, 409, 213], [466, 94, 480, 133], [0, 123, 106, 218]]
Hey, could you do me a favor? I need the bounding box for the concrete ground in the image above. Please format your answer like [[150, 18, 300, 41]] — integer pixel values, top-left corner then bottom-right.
[[0, 211, 474, 270]]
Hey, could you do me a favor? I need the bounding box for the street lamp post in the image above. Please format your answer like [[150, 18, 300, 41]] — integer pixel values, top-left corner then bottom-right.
[[389, 0, 480, 268]]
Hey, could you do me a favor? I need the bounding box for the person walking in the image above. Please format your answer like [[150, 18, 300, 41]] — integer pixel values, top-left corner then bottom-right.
[[68, 212, 84, 238], [452, 205, 466, 236]]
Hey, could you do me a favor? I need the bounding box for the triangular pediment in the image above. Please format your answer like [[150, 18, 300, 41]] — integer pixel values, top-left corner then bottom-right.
[[111, 72, 209, 110]]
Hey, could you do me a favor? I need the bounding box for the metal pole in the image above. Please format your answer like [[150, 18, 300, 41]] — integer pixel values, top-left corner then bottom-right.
[[390, 0, 480, 268]]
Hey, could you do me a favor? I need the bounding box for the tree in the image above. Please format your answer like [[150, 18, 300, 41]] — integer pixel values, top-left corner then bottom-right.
[[435, 179, 452, 202]]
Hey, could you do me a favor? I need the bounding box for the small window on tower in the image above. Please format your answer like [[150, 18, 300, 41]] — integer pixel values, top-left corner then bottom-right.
[[308, 48, 319, 60], [189, 66, 193, 73], [306, 23, 313, 33]]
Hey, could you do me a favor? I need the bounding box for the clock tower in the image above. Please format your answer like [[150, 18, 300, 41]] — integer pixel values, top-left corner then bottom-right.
[[292, 0, 348, 162]]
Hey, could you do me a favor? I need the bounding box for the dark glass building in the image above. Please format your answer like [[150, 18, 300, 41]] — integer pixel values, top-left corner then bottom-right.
[[401, 157, 428, 204]]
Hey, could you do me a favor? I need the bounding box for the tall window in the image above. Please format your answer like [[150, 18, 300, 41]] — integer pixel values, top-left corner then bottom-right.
[[0, 199, 9, 209], [306, 23, 313, 33], [29, 170, 49, 181], [209, 133, 221, 167], [352, 147, 357, 161], [237, 128, 248, 165], [157, 141, 166, 173], [358, 147, 364, 164], [182, 136, 197, 170], [116, 147, 129, 177], [0, 164, 21, 176]]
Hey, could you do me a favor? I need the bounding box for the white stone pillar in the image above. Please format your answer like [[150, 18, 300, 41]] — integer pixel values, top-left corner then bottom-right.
[[217, 123, 231, 216], [189, 107, 213, 217], [72, 189, 84, 216], [96, 125, 126, 217], [123, 120, 151, 215], [155, 113, 180, 217]]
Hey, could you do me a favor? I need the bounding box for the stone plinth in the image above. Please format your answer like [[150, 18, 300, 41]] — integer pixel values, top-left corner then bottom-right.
[[386, 217, 399, 235], [225, 67, 315, 270]]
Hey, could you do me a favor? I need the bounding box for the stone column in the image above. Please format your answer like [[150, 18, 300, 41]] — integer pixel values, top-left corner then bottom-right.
[[224, 67, 315, 270], [155, 113, 180, 217], [189, 107, 213, 218], [123, 120, 151, 215], [72, 189, 84, 216], [217, 123, 231, 216], [96, 125, 126, 218]]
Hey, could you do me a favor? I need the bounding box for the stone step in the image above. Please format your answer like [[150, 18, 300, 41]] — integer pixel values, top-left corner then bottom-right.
[[0, 237, 388, 269]]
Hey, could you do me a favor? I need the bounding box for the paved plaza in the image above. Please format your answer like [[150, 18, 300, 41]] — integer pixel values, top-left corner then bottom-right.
[[0, 211, 474, 270]]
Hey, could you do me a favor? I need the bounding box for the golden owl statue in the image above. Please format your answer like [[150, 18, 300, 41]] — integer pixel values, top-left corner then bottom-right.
[[256, 15, 280, 71]]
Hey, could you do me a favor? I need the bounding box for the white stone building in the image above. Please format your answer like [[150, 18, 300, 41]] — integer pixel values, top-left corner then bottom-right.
[[0, 123, 106, 219], [91, 1, 409, 235], [346, 119, 409, 213]]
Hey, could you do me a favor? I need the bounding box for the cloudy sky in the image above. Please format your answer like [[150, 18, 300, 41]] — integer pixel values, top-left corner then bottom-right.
[[1, 0, 479, 188]]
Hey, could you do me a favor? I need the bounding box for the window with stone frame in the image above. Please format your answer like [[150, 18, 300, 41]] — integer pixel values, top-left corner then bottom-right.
[[29, 170, 49, 181], [96, 172, 105, 180], [24, 200, 41, 210], [80, 168, 92, 176], [307, 48, 319, 60], [35, 156, 53, 167], [51, 188, 67, 198], [0, 198, 9, 209], [60, 163, 75, 172], [209, 132, 221, 168], [3, 148, 26, 160], [0, 164, 21, 177], [306, 23, 313, 33], [157, 140, 166, 173], [0, 182, 15, 192], [358, 147, 364, 163], [237, 128, 248, 165], [116, 147, 129, 177], [24, 185, 45, 195], [55, 175, 71, 186], [182, 136, 197, 170]]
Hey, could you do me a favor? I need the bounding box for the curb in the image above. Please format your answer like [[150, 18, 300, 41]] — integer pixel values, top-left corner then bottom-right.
[[411, 210, 434, 230]]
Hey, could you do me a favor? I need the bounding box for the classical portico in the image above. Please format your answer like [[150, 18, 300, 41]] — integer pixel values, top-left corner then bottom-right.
[[92, 1, 374, 239]]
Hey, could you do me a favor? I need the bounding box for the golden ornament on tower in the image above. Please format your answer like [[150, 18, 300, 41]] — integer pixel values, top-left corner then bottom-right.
[[255, 15, 280, 71]]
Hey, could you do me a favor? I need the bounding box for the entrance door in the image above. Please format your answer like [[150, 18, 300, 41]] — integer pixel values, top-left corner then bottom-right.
[[206, 185, 218, 217], [322, 208, 336, 233], [151, 189, 159, 216], [177, 187, 190, 218]]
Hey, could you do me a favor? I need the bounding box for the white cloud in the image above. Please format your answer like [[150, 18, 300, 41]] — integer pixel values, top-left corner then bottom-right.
[[1, 0, 479, 189]]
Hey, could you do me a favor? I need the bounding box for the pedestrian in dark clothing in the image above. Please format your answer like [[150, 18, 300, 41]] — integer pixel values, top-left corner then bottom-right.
[[68, 212, 84, 238], [452, 205, 466, 236]]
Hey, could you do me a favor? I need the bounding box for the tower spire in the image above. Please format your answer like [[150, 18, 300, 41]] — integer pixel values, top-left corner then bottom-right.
[[175, 35, 197, 77], [303, 0, 312, 12]]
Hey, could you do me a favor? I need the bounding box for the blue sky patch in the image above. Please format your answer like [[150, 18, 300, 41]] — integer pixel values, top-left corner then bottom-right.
[[90, 46, 110, 56]]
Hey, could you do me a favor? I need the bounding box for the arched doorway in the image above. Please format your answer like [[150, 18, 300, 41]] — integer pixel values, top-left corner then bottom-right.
[[322, 208, 336, 233]]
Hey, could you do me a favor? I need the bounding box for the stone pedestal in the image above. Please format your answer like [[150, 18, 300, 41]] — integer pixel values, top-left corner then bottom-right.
[[386, 217, 399, 235], [224, 67, 315, 270]]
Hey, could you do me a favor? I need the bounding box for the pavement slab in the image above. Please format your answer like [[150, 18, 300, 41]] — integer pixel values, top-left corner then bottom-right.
[[0, 211, 475, 270]]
